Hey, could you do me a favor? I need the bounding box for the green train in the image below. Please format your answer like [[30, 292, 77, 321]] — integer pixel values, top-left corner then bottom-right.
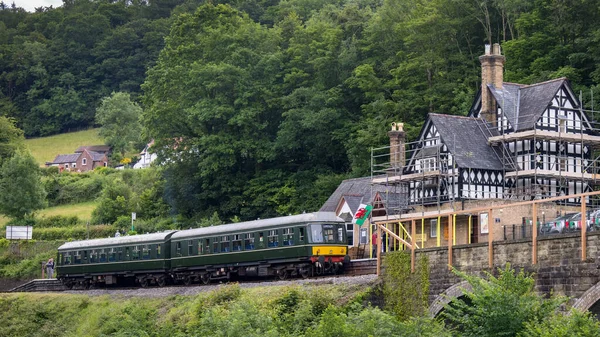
[[56, 212, 350, 288]]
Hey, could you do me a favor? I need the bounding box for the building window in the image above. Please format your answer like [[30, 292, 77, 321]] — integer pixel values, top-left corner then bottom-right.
[[65, 164, 69, 169], [72, 163, 76, 168], [104, 162, 107, 167], [82, 158, 87, 165], [346, 223, 354, 246], [419, 158, 436, 172], [430, 219, 438, 238]]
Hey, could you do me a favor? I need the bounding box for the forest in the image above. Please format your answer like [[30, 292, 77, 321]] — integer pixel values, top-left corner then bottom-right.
[[3, 0, 600, 221]]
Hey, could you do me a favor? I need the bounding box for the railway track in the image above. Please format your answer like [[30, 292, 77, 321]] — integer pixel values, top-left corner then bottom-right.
[[8, 259, 377, 293]]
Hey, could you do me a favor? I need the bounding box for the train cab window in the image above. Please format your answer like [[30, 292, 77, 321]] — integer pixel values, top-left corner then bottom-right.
[[213, 238, 220, 253], [338, 227, 344, 242], [109, 248, 115, 262], [299, 228, 305, 242], [222, 236, 230, 252], [157, 245, 161, 258], [232, 234, 242, 251], [244, 233, 255, 250], [188, 240, 194, 256], [283, 228, 294, 246], [176, 242, 182, 256], [323, 226, 335, 243], [268, 230, 279, 247], [310, 225, 324, 243], [143, 245, 150, 259]]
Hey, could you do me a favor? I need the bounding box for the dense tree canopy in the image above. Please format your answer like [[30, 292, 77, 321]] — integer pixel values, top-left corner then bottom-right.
[[96, 91, 143, 157], [4, 0, 600, 220], [0, 150, 46, 220]]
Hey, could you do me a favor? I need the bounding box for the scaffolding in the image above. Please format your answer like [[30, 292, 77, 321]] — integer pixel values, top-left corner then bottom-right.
[[371, 111, 600, 220]]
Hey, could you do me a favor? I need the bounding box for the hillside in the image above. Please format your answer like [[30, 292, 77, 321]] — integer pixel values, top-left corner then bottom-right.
[[25, 128, 104, 166]]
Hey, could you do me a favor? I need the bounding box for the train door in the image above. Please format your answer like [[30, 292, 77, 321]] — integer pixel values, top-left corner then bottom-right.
[[297, 227, 306, 245]]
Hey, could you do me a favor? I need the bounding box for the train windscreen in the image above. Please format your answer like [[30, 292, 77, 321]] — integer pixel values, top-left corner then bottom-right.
[[309, 224, 346, 244]]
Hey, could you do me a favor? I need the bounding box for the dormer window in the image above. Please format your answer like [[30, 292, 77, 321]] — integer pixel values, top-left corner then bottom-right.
[[82, 158, 87, 165]]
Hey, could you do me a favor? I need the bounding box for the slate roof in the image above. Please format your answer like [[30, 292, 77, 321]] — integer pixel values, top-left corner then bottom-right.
[[319, 176, 394, 212], [488, 78, 569, 131], [89, 151, 106, 161], [428, 113, 504, 170], [50, 153, 80, 164], [75, 145, 111, 154]]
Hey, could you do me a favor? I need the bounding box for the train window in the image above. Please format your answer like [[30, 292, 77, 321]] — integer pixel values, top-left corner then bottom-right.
[[222, 236, 230, 252], [232, 234, 242, 251], [100, 249, 107, 262], [338, 227, 344, 242], [244, 233, 254, 250], [283, 228, 294, 246], [268, 230, 279, 247], [74, 251, 81, 264], [188, 240, 194, 255], [324, 226, 335, 243], [143, 245, 150, 259], [204, 239, 210, 254], [157, 245, 161, 258], [133, 246, 140, 260], [198, 240, 203, 255], [213, 238, 220, 253], [83, 250, 88, 261], [64, 253, 71, 265], [176, 242, 182, 256], [109, 248, 115, 262], [310, 225, 324, 243], [126, 247, 131, 260], [118, 248, 123, 261], [299, 227, 305, 242]]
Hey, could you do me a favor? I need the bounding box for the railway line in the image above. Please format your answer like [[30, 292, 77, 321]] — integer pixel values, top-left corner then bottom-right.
[[8, 259, 377, 293]]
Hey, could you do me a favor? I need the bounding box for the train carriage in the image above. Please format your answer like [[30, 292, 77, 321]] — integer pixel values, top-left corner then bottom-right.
[[56, 212, 349, 288], [169, 212, 349, 284], [57, 231, 176, 288]]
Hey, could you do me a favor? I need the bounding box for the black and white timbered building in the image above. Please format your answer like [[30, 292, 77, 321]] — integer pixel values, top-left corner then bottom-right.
[[373, 43, 600, 219]]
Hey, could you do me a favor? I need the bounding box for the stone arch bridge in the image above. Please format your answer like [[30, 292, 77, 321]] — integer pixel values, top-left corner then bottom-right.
[[421, 232, 600, 317]]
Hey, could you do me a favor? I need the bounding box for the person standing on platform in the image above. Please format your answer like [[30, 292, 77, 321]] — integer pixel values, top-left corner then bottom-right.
[[371, 232, 377, 258], [45, 258, 54, 279]]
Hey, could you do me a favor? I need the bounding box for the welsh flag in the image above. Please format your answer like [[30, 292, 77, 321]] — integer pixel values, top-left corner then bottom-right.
[[353, 204, 373, 226]]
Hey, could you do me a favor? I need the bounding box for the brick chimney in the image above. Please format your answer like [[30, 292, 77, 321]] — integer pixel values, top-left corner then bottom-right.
[[388, 122, 405, 168], [479, 43, 505, 126]]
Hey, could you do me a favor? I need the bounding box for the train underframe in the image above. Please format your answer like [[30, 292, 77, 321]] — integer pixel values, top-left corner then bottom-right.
[[59, 255, 350, 289]]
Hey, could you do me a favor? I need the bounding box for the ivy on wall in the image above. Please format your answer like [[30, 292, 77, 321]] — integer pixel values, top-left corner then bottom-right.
[[382, 251, 430, 321]]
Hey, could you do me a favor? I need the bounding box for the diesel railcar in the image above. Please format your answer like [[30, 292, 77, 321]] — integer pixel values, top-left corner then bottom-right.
[[56, 212, 349, 288]]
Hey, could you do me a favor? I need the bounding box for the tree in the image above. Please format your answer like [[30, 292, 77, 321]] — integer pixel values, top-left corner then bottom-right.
[[442, 264, 567, 337], [0, 116, 24, 162], [0, 150, 46, 220], [96, 92, 142, 157], [91, 179, 133, 225]]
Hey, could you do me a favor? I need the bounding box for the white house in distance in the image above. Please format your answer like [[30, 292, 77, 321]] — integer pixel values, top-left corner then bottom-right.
[[133, 140, 157, 169]]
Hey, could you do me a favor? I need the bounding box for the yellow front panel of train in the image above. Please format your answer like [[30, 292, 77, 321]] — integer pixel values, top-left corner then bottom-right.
[[312, 246, 347, 256]]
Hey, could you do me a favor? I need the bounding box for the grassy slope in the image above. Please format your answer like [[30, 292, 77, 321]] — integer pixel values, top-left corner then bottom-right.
[[25, 128, 105, 166], [37, 201, 97, 221]]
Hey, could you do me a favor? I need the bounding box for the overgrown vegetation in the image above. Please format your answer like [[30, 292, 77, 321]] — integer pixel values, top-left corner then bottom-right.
[[382, 251, 429, 320]]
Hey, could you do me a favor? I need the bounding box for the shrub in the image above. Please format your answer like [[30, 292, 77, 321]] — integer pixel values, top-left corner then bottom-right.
[[32, 225, 115, 241], [35, 215, 81, 228]]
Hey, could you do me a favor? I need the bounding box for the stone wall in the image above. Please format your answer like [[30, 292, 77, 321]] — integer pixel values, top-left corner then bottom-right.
[[417, 231, 600, 308]]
